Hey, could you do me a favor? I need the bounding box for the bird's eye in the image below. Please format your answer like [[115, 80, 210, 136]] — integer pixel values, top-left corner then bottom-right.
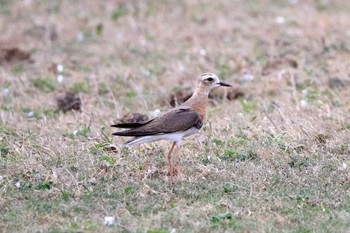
[[207, 77, 214, 82]]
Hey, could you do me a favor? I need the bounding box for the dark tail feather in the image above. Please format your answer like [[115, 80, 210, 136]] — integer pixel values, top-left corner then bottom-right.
[[112, 130, 133, 136], [111, 123, 144, 128], [112, 129, 147, 137], [111, 119, 153, 129], [112, 128, 159, 137]]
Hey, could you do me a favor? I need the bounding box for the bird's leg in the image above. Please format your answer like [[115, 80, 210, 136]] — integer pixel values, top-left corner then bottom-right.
[[175, 145, 183, 181], [167, 142, 176, 183]]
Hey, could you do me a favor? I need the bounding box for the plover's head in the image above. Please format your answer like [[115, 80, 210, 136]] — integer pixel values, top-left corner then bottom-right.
[[197, 73, 231, 89]]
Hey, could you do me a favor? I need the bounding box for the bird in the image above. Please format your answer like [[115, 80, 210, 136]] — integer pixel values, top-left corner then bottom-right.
[[111, 73, 231, 183]]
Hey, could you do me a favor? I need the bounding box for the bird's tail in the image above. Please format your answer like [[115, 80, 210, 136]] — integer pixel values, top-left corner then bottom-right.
[[111, 119, 153, 129]]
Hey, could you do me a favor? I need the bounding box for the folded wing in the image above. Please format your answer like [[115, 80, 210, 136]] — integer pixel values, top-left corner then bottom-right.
[[112, 108, 201, 137]]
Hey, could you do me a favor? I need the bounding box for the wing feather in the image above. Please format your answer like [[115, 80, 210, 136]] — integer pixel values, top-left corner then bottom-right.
[[112, 108, 201, 136], [111, 119, 154, 128]]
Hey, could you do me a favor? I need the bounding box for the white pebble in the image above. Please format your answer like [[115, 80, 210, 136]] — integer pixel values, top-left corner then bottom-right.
[[76, 32, 84, 42], [27, 111, 34, 118], [178, 64, 186, 72], [242, 73, 254, 82], [142, 69, 151, 77], [300, 99, 307, 107], [199, 49, 206, 56], [88, 178, 97, 184], [23, 0, 32, 6], [341, 162, 347, 170], [3, 88, 9, 95], [57, 64, 64, 73], [278, 69, 287, 79], [275, 16, 286, 25], [0, 175, 3, 181], [57, 74, 64, 83], [289, 0, 299, 4], [104, 216, 115, 225], [140, 38, 147, 46], [149, 109, 161, 118], [15, 182, 21, 188]]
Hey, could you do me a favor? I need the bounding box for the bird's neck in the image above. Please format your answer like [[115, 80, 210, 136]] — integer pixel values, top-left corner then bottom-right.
[[181, 88, 210, 121]]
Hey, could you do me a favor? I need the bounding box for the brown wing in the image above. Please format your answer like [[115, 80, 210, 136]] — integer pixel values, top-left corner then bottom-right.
[[112, 108, 201, 136]]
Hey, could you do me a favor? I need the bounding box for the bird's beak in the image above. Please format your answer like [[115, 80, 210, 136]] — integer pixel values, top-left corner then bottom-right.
[[217, 82, 232, 87]]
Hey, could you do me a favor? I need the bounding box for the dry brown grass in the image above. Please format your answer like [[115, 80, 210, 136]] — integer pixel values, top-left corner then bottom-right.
[[1, 0, 350, 232]]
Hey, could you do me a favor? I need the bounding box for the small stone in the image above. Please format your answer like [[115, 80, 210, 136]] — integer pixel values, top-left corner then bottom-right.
[[57, 74, 64, 83], [27, 111, 34, 118], [342, 162, 347, 170], [149, 109, 161, 118], [76, 32, 84, 42], [104, 216, 115, 225], [275, 16, 286, 25], [179, 64, 186, 72], [23, 0, 33, 5], [57, 64, 64, 73], [289, 0, 299, 4], [300, 99, 307, 107], [199, 49, 206, 56], [142, 69, 151, 77], [242, 73, 254, 82], [88, 178, 97, 184]]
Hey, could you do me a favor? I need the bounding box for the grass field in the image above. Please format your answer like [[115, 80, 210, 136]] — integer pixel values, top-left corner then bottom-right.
[[1, 0, 350, 232]]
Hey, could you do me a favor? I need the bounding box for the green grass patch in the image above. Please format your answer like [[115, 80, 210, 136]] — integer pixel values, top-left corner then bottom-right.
[[239, 98, 258, 114], [31, 78, 56, 93], [71, 80, 90, 93], [111, 8, 128, 20]]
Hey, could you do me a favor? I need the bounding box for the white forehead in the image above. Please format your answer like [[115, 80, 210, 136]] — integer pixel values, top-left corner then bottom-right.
[[200, 73, 219, 81]]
